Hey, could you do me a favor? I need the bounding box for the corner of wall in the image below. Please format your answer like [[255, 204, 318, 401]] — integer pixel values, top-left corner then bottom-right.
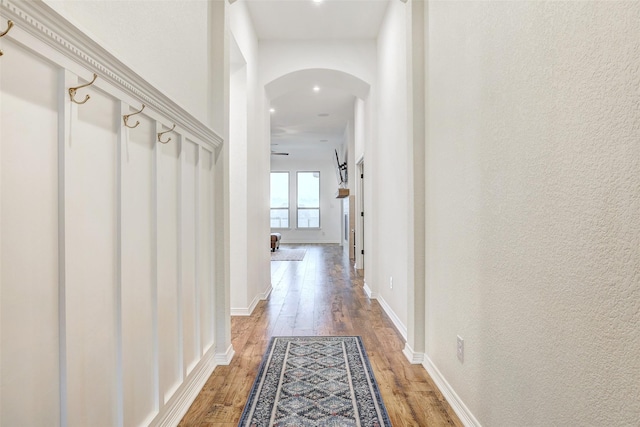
[[230, 282, 272, 316], [214, 343, 236, 366], [402, 342, 424, 365]]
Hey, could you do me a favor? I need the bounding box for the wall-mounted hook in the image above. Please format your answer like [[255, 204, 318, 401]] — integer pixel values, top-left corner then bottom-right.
[[123, 104, 145, 128], [157, 124, 176, 144], [0, 20, 14, 57], [68, 73, 98, 104], [0, 20, 13, 37]]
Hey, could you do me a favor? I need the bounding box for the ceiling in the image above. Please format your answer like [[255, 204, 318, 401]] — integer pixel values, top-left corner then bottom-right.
[[270, 87, 356, 154], [245, 0, 390, 41], [244, 0, 390, 157]]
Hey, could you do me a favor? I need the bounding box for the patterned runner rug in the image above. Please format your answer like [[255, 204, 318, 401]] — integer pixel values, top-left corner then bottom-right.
[[238, 336, 391, 427]]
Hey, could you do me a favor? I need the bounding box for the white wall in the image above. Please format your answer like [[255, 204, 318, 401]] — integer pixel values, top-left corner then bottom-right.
[[229, 37, 249, 315], [354, 98, 366, 164], [45, 0, 211, 126], [229, 0, 271, 315], [271, 153, 343, 245], [370, 0, 410, 334], [259, 40, 376, 91], [1, 2, 228, 426], [425, 1, 640, 425]]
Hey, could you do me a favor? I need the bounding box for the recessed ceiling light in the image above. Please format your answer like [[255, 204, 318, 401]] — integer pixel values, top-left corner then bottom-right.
[[313, 86, 320, 93], [318, 113, 329, 117], [313, 0, 323, 3], [270, 108, 275, 113]]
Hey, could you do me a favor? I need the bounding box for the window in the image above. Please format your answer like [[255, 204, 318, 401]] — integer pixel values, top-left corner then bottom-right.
[[297, 171, 320, 228], [270, 172, 289, 228]]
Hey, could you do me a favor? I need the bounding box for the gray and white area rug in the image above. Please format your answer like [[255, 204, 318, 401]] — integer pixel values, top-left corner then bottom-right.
[[238, 336, 391, 427], [270, 249, 306, 261]]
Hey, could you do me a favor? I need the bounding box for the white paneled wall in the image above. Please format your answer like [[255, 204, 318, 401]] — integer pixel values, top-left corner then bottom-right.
[[199, 148, 215, 354], [0, 2, 226, 426], [181, 140, 199, 376], [1, 40, 62, 427], [64, 75, 120, 427], [157, 135, 182, 404]]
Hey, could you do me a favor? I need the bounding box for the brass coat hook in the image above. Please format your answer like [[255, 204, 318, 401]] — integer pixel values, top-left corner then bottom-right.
[[157, 124, 176, 144], [69, 73, 98, 104], [0, 20, 13, 37], [123, 104, 145, 128], [0, 20, 14, 57]]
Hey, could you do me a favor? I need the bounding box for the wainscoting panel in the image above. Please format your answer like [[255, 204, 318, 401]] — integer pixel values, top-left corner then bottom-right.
[[0, 2, 225, 426], [199, 147, 215, 354], [157, 132, 182, 404], [64, 81, 119, 427], [181, 140, 200, 375], [0, 39, 61, 426], [121, 114, 157, 426]]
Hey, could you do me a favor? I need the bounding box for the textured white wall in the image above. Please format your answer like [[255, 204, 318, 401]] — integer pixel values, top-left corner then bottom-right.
[[45, 0, 210, 125], [426, 1, 640, 425], [373, 0, 409, 330]]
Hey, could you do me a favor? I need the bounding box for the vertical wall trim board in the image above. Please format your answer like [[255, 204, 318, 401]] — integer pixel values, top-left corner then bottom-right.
[[116, 101, 126, 427], [176, 135, 185, 383], [422, 356, 481, 427], [208, 147, 216, 347], [194, 144, 202, 356], [152, 122, 161, 412], [58, 69, 73, 427], [178, 135, 186, 380]]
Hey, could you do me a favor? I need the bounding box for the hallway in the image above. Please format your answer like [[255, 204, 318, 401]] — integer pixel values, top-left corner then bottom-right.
[[180, 244, 462, 426]]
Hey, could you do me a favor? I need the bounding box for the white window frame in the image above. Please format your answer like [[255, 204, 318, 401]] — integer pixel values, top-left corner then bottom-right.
[[296, 171, 321, 229], [270, 171, 290, 229]]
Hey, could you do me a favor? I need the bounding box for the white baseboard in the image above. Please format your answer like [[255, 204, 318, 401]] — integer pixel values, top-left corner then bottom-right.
[[231, 294, 259, 316], [402, 342, 425, 365], [214, 343, 235, 365], [376, 296, 407, 340], [151, 347, 217, 427], [230, 284, 273, 316], [363, 281, 375, 298], [261, 285, 273, 301], [422, 356, 482, 427], [230, 307, 251, 316]]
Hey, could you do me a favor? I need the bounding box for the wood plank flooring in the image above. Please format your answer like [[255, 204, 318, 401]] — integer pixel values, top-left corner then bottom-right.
[[179, 244, 462, 427]]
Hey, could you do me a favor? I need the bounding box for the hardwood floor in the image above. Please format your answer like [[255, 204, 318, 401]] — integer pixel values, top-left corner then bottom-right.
[[179, 244, 462, 427]]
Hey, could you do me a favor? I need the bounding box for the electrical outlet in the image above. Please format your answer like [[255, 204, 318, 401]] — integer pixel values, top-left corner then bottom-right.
[[457, 336, 464, 363], [389, 276, 393, 289]]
